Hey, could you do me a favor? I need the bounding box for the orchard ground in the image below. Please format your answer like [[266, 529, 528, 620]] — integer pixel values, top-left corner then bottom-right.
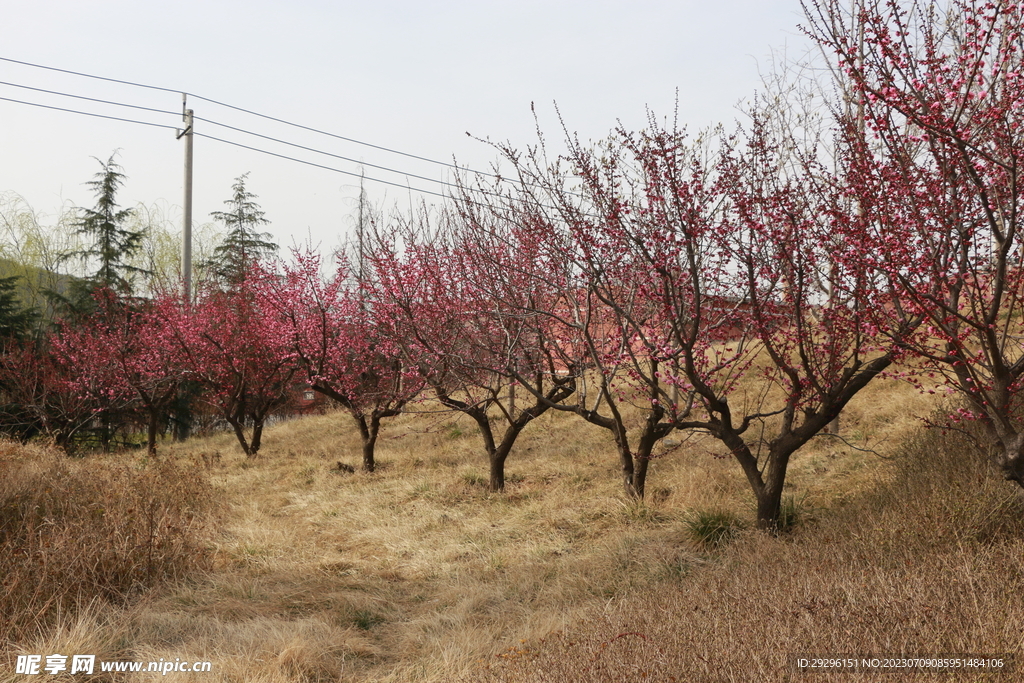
[[3, 374, 1024, 682]]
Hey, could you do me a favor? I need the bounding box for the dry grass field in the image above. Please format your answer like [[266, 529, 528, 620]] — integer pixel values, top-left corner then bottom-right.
[[3, 376, 1023, 682]]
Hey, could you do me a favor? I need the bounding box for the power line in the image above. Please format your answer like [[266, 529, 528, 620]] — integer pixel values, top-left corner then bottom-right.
[[0, 79, 180, 116], [0, 56, 179, 95], [197, 115, 464, 193], [0, 55, 495, 178], [195, 133, 580, 216], [0, 91, 586, 216], [190, 93, 478, 174], [0, 95, 179, 130], [0, 90, 487, 203], [195, 132, 453, 200], [0, 57, 588, 207], [0, 76, 473, 194]]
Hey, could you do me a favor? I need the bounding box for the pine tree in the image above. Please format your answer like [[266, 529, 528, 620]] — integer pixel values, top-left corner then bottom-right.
[[73, 152, 148, 294], [0, 275, 37, 345], [207, 173, 278, 286]]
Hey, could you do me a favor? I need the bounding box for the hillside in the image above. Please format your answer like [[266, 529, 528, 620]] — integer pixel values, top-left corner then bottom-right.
[[0, 256, 84, 325], [2, 375, 1023, 682]]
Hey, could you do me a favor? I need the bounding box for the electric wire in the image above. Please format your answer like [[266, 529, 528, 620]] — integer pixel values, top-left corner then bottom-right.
[[0, 95, 179, 130], [0, 76, 457, 191], [190, 98, 583, 200], [0, 79, 179, 116], [190, 93, 478, 174], [0, 89, 505, 205], [0, 77, 457, 192], [195, 132, 453, 200], [0, 56, 180, 95], [0, 55, 496, 179], [0, 57, 588, 209], [197, 116, 464, 193], [195, 133, 584, 216]]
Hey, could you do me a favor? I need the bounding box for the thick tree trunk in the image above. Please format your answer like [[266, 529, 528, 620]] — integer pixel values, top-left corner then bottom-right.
[[755, 444, 795, 532], [362, 436, 377, 473], [632, 453, 650, 499], [173, 384, 193, 442], [489, 449, 508, 492], [756, 487, 784, 532], [355, 412, 383, 472], [630, 413, 674, 500], [486, 423, 525, 492], [997, 433, 1024, 488]]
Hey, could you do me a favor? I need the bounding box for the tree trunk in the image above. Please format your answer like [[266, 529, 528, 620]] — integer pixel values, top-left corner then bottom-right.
[[631, 412, 676, 500], [99, 413, 111, 453], [173, 384, 193, 442], [486, 422, 525, 492], [755, 486, 784, 533], [147, 411, 159, 456], [632, 453, 650, 499], [997, 433, 1024, 488], [489, 449, 507, 492], [619, 448, 638, 498], [435, 377, 572, 494], [755, 444, 794, 532], [226, 415, 254, 457], [572, 405, 639, 498], [362, 434, 377, 473], [605, 414, 638, 498], [355, 412, 382, 472], [250, 418, 264, 456]]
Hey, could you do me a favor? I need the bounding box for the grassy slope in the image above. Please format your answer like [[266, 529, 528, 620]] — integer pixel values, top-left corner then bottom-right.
[[5, 376, 1022, 682]]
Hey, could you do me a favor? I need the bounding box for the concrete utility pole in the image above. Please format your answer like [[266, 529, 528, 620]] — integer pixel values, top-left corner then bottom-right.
[[177, 94, 194, 302], [174, 96, 194, 443]]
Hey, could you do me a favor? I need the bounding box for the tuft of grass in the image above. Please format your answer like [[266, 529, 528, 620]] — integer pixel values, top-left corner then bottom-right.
[[461, 470, 488, 488], [777, 493, 811, 532], [352, 609, 386, 631], [616, 498, 672, 526], [684, 509, 745, 548]]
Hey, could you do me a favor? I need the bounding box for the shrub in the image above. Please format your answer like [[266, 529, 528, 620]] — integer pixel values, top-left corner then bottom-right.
[[0, 441, 218, 644]]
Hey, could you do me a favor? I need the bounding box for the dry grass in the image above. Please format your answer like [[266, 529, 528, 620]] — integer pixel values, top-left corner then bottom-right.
[[473, 405, 1024, 682], [5, 375, 1017, 682], [0, 440, 217, 646]]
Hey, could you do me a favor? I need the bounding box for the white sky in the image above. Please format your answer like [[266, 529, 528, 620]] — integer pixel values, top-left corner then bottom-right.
[[0, 0, 815, 256]]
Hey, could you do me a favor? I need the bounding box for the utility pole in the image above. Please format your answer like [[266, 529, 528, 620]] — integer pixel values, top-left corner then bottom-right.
[[175, 96, 194, 442], [177, 94, 194, 302]]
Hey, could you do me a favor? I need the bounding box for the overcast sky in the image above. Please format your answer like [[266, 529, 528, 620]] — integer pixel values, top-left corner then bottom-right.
[[0, 0, 815, 255]]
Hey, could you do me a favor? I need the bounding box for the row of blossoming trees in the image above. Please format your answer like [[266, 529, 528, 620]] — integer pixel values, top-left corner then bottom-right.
[[1, 0, 1023, 530]]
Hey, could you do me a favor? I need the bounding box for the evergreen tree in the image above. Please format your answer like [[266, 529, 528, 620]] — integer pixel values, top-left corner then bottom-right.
[[207, 173, 278, 286], [73, 152, 149, 295], [0, 275, 37, 345]]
